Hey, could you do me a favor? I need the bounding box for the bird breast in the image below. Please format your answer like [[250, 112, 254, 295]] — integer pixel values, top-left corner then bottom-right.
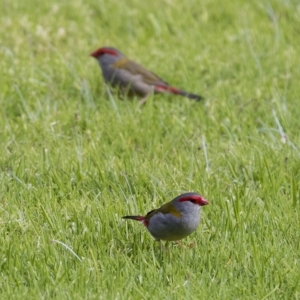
[[147, 210, 201, 241]]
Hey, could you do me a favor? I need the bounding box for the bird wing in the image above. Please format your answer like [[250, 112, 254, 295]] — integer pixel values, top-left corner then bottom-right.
[[113, 58, 169, 86], [144, 200, 182, 220]]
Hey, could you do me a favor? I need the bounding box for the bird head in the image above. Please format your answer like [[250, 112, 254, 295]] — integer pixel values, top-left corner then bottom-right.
[[173, 192, 209, 214], [90, 47, 124, 62], [90, 46, 125, 76]]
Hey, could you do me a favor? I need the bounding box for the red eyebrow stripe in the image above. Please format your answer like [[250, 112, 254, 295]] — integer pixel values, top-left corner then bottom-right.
[[179, 195, 209, 205], [90, 48, 118, 57], [179, 195, 202, 202]]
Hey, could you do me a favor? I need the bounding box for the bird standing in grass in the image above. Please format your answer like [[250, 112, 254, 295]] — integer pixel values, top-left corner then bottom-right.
[[90, 47, 203, 104], [123, 192, 209, 242]]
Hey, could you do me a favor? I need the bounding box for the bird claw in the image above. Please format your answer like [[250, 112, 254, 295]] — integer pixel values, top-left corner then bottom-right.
[[174, 241, 195, 248]]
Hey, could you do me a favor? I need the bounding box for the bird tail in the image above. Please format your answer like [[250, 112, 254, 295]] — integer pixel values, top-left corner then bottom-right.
[[122, 215, 145, 221], [176, 89, 203, 101], [154, 85, 203, 101]]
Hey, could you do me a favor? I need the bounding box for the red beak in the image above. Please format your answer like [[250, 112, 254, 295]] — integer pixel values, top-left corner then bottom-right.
[[90, 50, 98, 58], [199, 197, 209, 206]]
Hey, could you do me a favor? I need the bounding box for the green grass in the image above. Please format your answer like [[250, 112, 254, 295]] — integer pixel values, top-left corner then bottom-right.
[[1, 0, 300, 299]]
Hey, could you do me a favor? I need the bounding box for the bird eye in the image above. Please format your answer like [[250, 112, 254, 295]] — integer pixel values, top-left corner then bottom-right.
[[190, 200, 196, 203]]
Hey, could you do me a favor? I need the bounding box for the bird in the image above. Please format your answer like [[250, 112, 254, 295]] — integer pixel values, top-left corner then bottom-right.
[[122, 192, 209, 242], [90, 47, 203, 104]]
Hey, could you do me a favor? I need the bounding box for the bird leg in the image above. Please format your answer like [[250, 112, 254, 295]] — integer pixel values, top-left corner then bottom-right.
[[156, 239, 168, 251], [138, 95, 148, 106], [138, 88, 155, 106]]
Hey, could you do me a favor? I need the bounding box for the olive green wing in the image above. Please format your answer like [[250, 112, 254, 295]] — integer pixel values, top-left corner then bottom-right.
[[113, 57, 169, 86], [144, 200, 182, 220]]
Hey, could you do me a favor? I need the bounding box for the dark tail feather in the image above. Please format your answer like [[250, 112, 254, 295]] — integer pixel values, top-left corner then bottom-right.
[[155, 85, 203, 101], [122, 215, 144, 221], [177, 90, 203, 101]]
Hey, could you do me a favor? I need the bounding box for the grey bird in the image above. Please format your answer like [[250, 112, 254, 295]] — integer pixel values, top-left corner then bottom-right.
[[122, 192, 209, 242]]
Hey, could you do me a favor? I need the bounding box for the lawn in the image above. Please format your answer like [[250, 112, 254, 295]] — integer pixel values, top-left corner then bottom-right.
[[0, 0, 300, 299]]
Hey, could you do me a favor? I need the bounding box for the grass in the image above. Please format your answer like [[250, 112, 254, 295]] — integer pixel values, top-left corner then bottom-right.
[[1, 0, 300, 299]]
